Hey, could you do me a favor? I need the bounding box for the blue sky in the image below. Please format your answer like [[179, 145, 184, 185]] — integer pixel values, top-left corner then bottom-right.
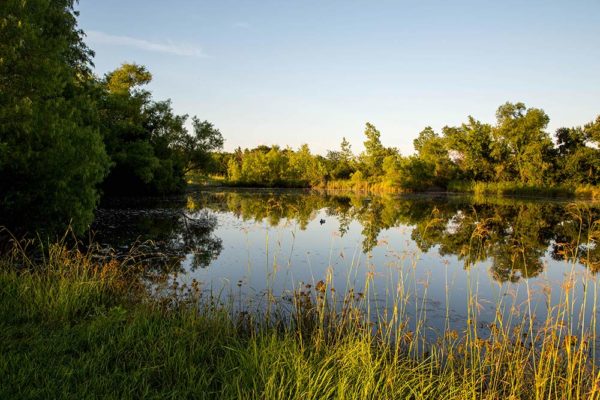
[[78, 0, 600, 155]]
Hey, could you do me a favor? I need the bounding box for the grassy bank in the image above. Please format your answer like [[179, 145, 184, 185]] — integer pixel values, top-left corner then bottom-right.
[[1, 241, 599, 399], [189, 173, 600, 199], [448, 181, 600, 199], [576, 185, 600, 200], [322, 179, 403, 193]]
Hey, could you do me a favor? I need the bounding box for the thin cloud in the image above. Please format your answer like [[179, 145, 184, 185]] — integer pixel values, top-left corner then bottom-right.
[[86, 30, 207, 58], [233, 22, 251, 29]]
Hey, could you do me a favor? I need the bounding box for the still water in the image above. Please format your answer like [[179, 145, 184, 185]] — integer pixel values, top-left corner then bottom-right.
[[93, 189, 600, 340]]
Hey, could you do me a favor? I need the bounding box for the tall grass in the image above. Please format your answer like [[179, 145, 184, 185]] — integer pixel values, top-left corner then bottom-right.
[[576, 185, 600, 200], [448, 181, 579, 198], [1, 212, 600, 399], [208, 177, 600, 199], [449, 181, 600, 200], [323, 179, 402, 193]]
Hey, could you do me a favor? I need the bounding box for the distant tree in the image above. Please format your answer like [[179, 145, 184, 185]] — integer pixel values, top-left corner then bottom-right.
[[413, 126, 437, 154], [99, 63, 223, 194], [382, 154, 403, 186], [252, 145, 272, 154], [222, 106, 600, 191], [554, 120, 600, 185], [413, 127, 455, 187], [225, 144, 325, 187], [326, 137, 355, 179], [206, 152, 233, 176], [491, 102, 553, 184], [556, 127, 586, 156], [0, 0, 109, 234], [359, 123, 386, 178], [395, 156, 435, 191], [584, 116, 600, 145], [285, 144, 324, 186], [227, 157, 242, 181], [104, 63, 152, 95], [99, 63, 161, 194], [340, 137, 353, 160], [179, 118, 224, 174], [443, 117, 495, 181]]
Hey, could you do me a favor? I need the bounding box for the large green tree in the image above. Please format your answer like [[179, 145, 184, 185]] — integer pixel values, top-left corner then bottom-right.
[[99, 64, 160, 194], [555, 118, 600, 185], [180, 117, 225, 174], [359, 123, 387, 178], [491, 102, 553, 184], [584, 116, 600, 146], [413, 126, 455, 187], [443, 117, 495, 181], [99, 63, 223, 195], [226, 144, 325, 187], [326, 137, 355, 179], [0, 0, 109, 234]]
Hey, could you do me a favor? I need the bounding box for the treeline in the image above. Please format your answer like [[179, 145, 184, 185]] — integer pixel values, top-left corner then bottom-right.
[[0, 1, 223, 235], [220, 104, 600, 191]]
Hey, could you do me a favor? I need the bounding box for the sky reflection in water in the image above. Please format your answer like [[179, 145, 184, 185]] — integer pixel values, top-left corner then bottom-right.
[[93, 189, 600, 339]]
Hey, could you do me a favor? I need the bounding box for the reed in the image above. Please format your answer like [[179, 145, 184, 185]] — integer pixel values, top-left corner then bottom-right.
[[448, 181, 578, 198], [322, 179, 402, 193], [575, 185, 600, 200]]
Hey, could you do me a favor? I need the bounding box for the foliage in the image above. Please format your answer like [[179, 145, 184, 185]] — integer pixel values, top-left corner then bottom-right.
[[226, 145, 326, 187], [206, 152, 235, 176], [443, 117, 495, 181], [555, 122, 600, 186], [413, 126, 456, 187], [221, 101, 599, 195], [0, 4, 225, 235], [99, 63, 224, 195], [491, 102, 554, 184], [181, 118, 224, 174], [0, 0, 110, 235], [358, 123, 387, 178], [325, 137, 355, 179], [378, 126, 454, 191]]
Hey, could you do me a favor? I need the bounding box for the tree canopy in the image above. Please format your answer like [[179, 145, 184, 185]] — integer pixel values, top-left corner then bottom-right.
[[0, 4, 224, 235], [225, 102, 599, 193], [98, 63, 224, 195], [0, 0, 109, 234]]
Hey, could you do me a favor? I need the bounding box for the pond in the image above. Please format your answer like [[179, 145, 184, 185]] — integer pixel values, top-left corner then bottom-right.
[[92, 189, 600, 346]]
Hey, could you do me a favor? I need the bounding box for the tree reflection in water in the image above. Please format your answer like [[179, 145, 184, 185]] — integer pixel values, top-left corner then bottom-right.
[[93, 190, 599, 283], [189, 190, 599, 283], [91, 197, 223, 272]]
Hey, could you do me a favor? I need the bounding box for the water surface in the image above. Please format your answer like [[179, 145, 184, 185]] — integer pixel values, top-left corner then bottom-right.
[[92, 189, 600, 342]]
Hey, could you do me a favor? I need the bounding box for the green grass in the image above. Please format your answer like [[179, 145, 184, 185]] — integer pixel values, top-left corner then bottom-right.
[[1, 235, 600, 399], [448, 180, 600, 199], [210, 177, 600, 199], [186, 171, 228, 186], [448, 181, 582, 198], [575, 185, 600, 200], [323, 179, 403, 193]]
